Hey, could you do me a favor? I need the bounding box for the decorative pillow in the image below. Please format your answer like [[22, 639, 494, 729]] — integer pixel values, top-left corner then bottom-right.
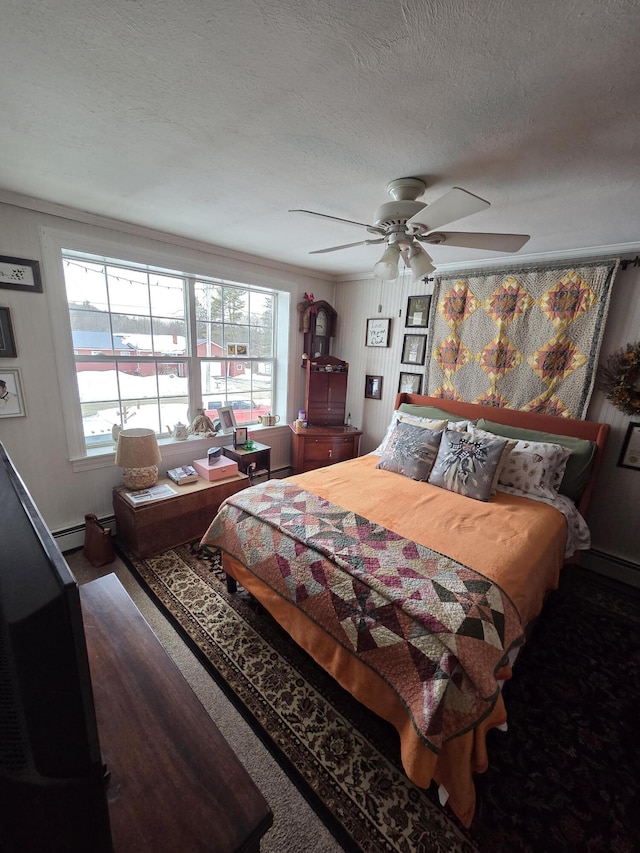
[[476, 419, 596, 503], [375, 422, 443, 481], [467, 424, 517, 494], [428, 430, 509, 501], [498, 439, 571, 501], [373, 411, 448, 455]]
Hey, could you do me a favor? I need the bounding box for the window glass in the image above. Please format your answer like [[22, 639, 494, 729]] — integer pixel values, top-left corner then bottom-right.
[[62, 256, 277, 450]]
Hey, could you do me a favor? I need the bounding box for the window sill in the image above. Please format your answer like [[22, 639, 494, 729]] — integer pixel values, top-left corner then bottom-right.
[[70, 434, 231, 472], [70, 423, 289, 472]]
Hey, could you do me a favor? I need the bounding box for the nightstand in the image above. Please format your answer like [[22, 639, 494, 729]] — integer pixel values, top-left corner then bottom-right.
[[223, 442, 271, 484]]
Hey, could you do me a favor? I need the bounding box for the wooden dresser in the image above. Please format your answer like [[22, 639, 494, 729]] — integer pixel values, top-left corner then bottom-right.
[[290, 423, 363, 474], [81, 574, 273, 852]]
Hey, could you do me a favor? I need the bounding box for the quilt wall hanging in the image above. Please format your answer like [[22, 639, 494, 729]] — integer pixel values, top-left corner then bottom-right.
[[426, 259, 619, 418]]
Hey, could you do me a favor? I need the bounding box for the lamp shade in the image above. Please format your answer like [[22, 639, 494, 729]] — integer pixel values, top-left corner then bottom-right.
[[115, 428, 162, 490], [373, 245, 401, 281], [407, 246, 435, 281]]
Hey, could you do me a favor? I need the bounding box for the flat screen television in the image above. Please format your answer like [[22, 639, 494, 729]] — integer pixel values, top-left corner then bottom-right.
[[0, 443, 112, 852]]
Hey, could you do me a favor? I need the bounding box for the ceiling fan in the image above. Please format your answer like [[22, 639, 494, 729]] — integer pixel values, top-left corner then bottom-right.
[[290, 177, 529, 281]]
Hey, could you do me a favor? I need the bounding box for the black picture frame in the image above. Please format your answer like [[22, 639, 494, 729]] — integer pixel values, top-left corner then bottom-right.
[[0, 308, 17, 357], [0, 256, 43, 293], [233, 426, 248, 448], [401, 334, 426, 366], [365, 317, 391, 347], [398, 372, 422, 394], [365, 375, 383, 400], [406, 295, 431, 328], [617, 421, 640, 470]]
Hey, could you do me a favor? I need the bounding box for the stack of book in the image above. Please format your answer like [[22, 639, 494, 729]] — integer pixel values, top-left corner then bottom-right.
[[167, 465, 199, 485]]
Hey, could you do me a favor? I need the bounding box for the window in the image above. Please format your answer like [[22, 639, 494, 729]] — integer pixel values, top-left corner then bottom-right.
[[61, 254, 277, 450]]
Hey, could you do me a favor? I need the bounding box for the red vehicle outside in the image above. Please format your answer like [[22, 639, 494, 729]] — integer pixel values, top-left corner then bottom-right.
[[205, 400, 271, 425]]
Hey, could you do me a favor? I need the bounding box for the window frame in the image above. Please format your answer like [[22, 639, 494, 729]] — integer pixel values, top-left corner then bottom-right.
[[41, 227, 293, 467]]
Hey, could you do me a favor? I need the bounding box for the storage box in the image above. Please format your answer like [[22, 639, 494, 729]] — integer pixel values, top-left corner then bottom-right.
[[193, 456, 239, 481]]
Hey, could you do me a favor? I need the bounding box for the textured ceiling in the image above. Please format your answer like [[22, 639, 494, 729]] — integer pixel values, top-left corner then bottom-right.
[[1, 0, 640, 278]]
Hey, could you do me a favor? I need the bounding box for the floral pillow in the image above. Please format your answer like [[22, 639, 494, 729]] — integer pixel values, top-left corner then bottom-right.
[[373, 412, 448, 455], [498, 439, 571, 501], [428, 430, 509, 501], [375, 422, 444, 481]]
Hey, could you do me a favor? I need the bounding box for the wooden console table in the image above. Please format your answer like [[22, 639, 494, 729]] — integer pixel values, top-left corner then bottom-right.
[[289, 423, 362, 474], [80, 573, 273, 852], [113, 475, 248, 557]]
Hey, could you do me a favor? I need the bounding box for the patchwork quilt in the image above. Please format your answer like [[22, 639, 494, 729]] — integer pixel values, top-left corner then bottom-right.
[[201, 479, 525, 752]]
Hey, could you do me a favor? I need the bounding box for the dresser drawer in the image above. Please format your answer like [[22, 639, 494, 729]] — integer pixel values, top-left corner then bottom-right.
[[304, 437, 355, 462], [290, 424, 363, 474]]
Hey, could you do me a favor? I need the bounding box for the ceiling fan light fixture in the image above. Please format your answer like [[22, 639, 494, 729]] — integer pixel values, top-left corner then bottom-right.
[[373, 244, 401, 280], [406, 245, 435, 281]]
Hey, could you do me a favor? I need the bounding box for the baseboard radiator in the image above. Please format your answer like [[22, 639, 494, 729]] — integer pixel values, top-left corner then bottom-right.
[[581, 549, 640, 588], [53, 465, 293, 554]]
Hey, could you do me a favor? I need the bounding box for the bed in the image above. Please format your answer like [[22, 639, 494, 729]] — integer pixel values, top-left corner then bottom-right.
[[200, 393, 609, 827]]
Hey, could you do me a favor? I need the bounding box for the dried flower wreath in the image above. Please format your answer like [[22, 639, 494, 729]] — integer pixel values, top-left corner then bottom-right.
[[599, 341, 640, 415]]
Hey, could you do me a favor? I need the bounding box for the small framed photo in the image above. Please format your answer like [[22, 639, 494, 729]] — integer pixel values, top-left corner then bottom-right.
[[0, 368, 27, 418], [0, 256, 43, 293], [398, 371, 422, 394], [0, 308, 17, 357], [406, 295, 431, 328], [217, 405, 237, 434], [227, 344, 237, 356], [618, 421, 640, 470], [365, 375, 383, 400], [401, 334, 426, 366], [236, 344, 248, 356], [366, 317, 391, 347], [233, 426, 248, 448]]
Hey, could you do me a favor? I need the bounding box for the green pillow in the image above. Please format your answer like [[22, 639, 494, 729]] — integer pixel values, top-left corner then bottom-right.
[[398, 403, 469, 423], [476, 419, 596, 503]]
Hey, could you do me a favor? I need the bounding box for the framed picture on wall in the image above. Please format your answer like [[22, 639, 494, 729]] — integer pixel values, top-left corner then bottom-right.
[[365, 375, 383, 400], [0, 368, 27, 418], [365, 317, 391, 347], [398, 372, 422, 394], [406, 295, 431, 328], [401, 334, 426, 366], [0, 256, 43, 293], [618, 421, 640, 470], [0, 308, 17, 357]]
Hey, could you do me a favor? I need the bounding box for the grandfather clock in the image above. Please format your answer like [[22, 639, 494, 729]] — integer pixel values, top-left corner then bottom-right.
[[302, 300, 337, 361]]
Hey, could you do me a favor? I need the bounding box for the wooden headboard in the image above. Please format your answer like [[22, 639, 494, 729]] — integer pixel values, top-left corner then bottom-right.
[[395, 393, 610, 519]]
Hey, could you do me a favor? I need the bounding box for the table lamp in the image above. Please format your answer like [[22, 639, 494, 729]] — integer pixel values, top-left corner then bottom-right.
[[115, 428, 162, 490]]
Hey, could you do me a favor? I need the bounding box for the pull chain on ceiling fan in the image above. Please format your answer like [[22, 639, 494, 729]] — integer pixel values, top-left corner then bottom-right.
[[290, 177, 530, 281]]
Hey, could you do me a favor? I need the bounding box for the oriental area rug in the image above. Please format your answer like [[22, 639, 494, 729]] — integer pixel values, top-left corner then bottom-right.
[[119, 543, 640, 853]]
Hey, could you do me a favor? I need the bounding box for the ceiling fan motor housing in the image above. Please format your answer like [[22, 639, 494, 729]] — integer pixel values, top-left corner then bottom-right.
[[373, 200, 426, 230], [375, 176, 427, 240]]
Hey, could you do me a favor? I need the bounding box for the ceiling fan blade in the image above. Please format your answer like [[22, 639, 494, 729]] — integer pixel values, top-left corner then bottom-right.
[[421, 231, 530, 252], [290, 209, 385, 235], [310, 238, 385, 254], [406, 187, 490, 232]]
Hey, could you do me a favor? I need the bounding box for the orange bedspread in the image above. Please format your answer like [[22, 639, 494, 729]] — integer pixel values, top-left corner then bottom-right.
[[218, 455, 568, 826]]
